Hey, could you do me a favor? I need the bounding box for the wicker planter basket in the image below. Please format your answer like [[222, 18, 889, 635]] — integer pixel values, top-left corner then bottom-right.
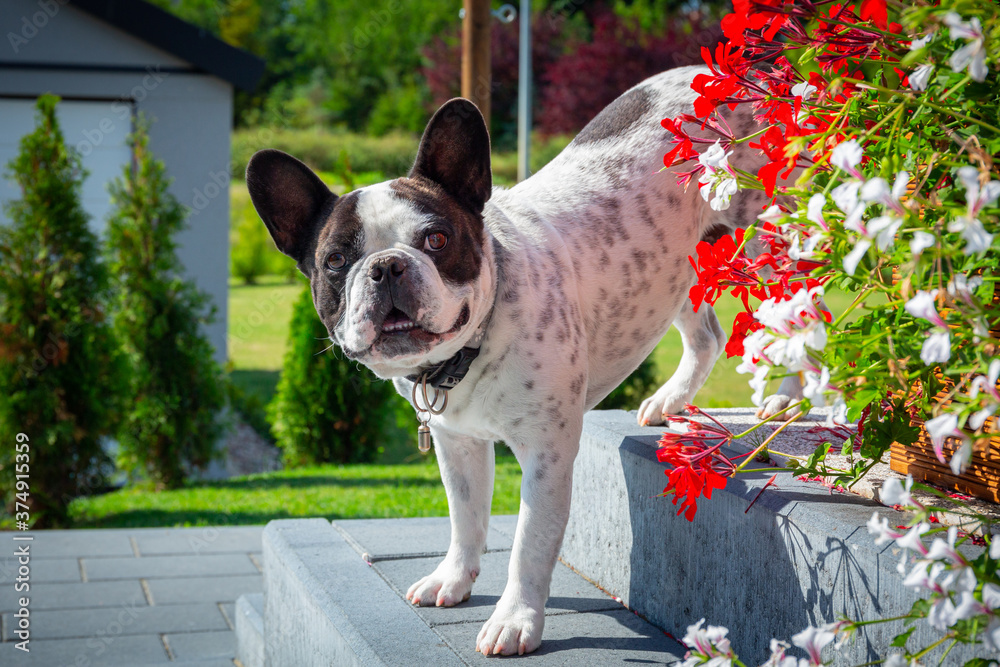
[[889, 422, 1000, 503]]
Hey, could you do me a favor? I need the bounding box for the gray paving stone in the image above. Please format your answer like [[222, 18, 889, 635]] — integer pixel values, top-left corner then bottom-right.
[[0, 633, 169, 665], [0, 579, 145, 613], [133, 526, 263, 556], [221, 602, 236, 630], [2, 601, 229, 641], [374, 551, 621, 627], [83, 553, 258, 581], [144, 574, 261, 605], [433, 609, 685, 665], [166, 629, 235, 661], [10, 531, 135, 559], [0, 556, 81, 584], [333, 515, 516, 561]]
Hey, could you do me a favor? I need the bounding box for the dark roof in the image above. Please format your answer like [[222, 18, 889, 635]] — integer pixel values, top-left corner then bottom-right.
[[69, 0, 265, 91]]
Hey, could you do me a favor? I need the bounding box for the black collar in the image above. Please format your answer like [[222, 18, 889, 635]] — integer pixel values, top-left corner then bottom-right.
[[407, 346, 482, 390]]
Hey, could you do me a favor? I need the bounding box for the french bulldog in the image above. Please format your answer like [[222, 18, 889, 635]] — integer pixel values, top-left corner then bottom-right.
[[245, 65, 783, 656]]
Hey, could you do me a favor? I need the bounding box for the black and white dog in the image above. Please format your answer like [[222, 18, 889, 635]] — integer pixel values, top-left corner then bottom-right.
[[246, 66, 791, 656]]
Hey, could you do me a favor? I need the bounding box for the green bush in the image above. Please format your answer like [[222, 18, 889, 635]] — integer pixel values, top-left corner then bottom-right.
[[269, 282, 412, 465], [230, 186, 296, 285], [367, 83, 431, 137], [231, 127, 418, 181], [0, 95, 125, 526], [595, 353, 660, 411], [105, 120, 226, 490]]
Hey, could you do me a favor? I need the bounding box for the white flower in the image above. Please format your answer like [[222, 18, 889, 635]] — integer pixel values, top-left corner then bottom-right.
[[881, 475, 916, 507], [924, 413, 968, 464], [921, 329, 951, 365], [903, 559, 941, 588], [948, 216, 994, 254], [904, 290, 947, 327], [699, 141, 739, 212], [791, 81, 818, 100], [806, 194, 827, 229], [831, 140, 864, 177], [949, 439, 974, 475], [984, 582, 1000, 609], [947, 273, 983, 303], [758, 205, 786, 224], [884, 654, 908, 667], [958, 166, 1000, 216], [802, 367, 830, 406], [787, 231, 825, 261], [749, 365, 770, 406], [910, 34, 933, 51], [909, 63, 934, 91], [925, 526, 964, 566], [897, 522, 932, 555], [791, 625, 835, 666], [868, 511, 903, 545], [761, 639, 804, 667], [682, 618, 733, 662], [984, 616, 1000, 652], [910, 231, 936, 257], [944, 13, 988, 82], [868, 215, 904, 252], [826, 396, 848, 426], [843, 238, 871, 275], [991, 536, 1000, 560]]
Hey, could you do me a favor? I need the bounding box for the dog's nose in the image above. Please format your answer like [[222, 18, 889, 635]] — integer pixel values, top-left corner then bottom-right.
[[369, 256, 405, 283]]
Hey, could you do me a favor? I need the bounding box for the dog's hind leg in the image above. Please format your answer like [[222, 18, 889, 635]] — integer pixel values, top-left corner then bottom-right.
[[406, 427, 494, 607], [638, 299, 727, 426]]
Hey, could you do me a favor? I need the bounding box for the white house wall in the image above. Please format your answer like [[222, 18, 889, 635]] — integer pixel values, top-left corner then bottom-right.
[[1, 0, 233, 363]]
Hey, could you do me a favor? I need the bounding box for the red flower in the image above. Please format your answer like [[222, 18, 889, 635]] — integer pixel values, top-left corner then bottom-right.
[[657, 408, 737, 521], [859, 0, 888, 30]]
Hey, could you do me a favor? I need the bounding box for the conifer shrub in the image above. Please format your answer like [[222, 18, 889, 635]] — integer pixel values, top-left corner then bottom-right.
[[0, 95, 125, 526], [269, 283, 411, 465], [105, 120, 225, 490]]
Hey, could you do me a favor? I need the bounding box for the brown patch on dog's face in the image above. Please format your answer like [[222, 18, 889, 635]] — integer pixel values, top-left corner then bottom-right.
[[389, 177, 484, 285]]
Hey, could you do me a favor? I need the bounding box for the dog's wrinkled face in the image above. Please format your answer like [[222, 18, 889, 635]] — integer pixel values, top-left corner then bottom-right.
[[246, 99, 494, 378]]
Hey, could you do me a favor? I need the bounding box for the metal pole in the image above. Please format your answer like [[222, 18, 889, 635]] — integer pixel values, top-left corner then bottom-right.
[[517, 0, 531, 182], [462, 0, 492, 125]]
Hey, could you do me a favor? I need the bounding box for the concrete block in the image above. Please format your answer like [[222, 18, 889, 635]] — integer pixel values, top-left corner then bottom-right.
[[0, 634, 169, 665], [0, 556, 81, 584], [144, 573, 261, 605], [373, 551, 621, 628], [2, 601, 229, 641], [0, 579, 145, 613], [235, 593, 264, 667], [333, 515, 515, 562], [432, 608, 685, 665], [562, 410, 992, 665], [262, 519, 464, 666], [132, 526, 263, 556], [83, 553, 258, 580], [165, 629, 234, 661]]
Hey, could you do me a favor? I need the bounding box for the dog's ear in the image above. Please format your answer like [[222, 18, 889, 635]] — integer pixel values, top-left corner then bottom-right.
[[410, 98, 492, 213], [246, 149, 335, 264]]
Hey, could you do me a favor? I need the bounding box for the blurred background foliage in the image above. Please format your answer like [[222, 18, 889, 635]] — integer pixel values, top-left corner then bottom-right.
[[149, 0, 724, 142]]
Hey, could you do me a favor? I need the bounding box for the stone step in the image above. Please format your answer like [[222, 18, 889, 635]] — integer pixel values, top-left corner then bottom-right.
[[235, 593, 264, 667], [249, 516, 684, 665], [564, 409, 990, 665]]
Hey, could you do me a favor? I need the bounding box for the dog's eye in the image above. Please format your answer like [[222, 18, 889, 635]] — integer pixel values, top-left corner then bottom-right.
[[326, 252, 347, 270], [424, 232, 448, 251]]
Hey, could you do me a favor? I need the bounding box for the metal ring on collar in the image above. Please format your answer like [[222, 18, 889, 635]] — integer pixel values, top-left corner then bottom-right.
[[412, 374, 448, 416]]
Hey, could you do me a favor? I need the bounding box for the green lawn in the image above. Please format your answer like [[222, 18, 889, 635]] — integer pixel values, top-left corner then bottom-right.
[[69, 461, 523, 528]]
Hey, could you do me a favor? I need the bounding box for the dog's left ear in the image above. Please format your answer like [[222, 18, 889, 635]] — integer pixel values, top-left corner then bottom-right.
[[410, 98, 492, 213]]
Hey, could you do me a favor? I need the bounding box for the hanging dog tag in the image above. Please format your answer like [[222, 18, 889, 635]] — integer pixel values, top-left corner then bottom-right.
[[418, 423, 432, 454]]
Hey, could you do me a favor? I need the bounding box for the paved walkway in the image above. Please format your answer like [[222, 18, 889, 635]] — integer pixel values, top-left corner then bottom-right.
[[0, 526, 264, 666]]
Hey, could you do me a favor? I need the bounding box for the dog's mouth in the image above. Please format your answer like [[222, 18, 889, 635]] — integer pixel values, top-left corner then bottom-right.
[[377, 304, 470, 343]]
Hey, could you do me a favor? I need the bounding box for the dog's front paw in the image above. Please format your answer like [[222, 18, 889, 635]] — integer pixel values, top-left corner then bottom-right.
[[406, 559, 478, 607], [756, 393, 802, 421], [637, 384, 689, 426], [476, 601, 544, 656]]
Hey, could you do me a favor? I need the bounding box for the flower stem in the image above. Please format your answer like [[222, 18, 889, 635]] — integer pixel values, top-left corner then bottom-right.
[[733, 401, 804, 439], [733, 412, 805, 475]]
